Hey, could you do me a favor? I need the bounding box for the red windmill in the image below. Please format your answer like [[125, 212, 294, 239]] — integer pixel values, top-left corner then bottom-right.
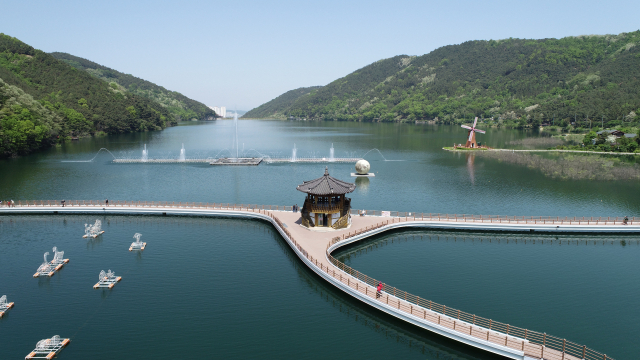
[[461, 117, 485, 148]]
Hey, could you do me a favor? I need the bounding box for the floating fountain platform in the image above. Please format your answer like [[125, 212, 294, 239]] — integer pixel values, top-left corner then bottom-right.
[[25, 335, 70, 359], [113, 158, 210, 163], [93, 270, 122, 289], [209, 157, 262, 165], [0, 295, 15, 318]]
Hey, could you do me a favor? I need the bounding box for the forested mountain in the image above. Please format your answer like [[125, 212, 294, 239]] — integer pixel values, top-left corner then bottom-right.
[[248, 31, 640, 129], [0, 34, 215, 158], [242, 86, 322, 118], [50, 52, 216, 122]]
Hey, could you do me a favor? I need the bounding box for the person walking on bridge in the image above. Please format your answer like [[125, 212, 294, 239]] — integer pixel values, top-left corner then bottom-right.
[[376, 282, 383, 298]]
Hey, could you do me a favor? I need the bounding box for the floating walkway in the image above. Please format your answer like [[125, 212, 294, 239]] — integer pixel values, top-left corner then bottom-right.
[[93, 270, 121, 289], [111, 157, 361, 164], [1, 200, 627, 360], [25, 335, 70, 359], [0, 295, 15, 318], [264, 157, 362, 164]]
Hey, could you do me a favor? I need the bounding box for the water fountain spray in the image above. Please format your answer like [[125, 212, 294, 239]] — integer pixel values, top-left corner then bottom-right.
[[329, 143, 335, 162], [291, 144, 297, 162], [234, 112, 239, 162], [142, 144, 148, 162], [179, 144, 186, 162]]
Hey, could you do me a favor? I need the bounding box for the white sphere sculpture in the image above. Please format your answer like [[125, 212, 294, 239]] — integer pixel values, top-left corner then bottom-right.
[[355, 159, 371, 175]]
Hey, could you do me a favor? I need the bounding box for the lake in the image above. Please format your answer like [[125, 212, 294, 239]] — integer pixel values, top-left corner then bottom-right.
[[0, 120, 637, 359]]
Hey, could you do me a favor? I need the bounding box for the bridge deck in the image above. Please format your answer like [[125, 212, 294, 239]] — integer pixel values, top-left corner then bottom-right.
[[0, 201, 620, 360]]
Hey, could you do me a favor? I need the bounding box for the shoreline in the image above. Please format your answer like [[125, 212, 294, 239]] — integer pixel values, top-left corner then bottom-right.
[[443, 147, 640, 156]]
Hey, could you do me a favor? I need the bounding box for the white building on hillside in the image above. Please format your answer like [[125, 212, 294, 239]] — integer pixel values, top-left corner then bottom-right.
[[209, 106, 226, 118]]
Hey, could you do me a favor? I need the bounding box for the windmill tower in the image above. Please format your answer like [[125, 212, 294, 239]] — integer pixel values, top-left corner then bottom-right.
[[461, 117, 486, 148]]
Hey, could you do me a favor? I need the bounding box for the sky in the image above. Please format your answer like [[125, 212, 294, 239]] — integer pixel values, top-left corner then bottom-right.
[[2, 0, 639, 110]]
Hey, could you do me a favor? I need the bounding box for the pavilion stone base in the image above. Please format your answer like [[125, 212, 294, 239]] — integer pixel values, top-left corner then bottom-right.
[[209, 157, 262, 165]]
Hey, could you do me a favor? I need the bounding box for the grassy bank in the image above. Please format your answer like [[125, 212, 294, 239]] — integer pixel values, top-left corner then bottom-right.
[[475, 151, 640, 180]]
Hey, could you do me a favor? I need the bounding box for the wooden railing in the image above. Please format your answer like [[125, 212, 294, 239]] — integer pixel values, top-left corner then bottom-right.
[[305, 200, 343, 214], [3, 200, 295, 212], [325, 236, 613, 360], [3, 200, 633, 226], [351, 209, 636, 226]]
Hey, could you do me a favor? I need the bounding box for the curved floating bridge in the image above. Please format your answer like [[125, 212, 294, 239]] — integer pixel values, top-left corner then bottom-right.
[[3, 200, 632, 360]]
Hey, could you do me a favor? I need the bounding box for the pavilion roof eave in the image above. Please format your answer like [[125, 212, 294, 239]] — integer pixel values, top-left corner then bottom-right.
[[296, 167, 356, 195]]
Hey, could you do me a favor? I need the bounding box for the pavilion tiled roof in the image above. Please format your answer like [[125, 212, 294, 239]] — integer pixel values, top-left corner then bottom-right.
[[296, 167, 356, 195]]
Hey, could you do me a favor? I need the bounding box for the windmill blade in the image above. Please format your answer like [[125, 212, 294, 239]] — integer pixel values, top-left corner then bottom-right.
[[473, 129, 486, 134], [473, 117, 478, 128], [468, 131, 474, 142], [461, 125, 473, 130]]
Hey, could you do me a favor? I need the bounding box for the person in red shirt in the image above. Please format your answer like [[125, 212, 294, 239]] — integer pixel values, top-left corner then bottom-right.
[[376, 282, 383, 298]]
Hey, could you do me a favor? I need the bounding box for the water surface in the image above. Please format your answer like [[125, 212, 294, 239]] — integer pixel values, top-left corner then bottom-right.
[[0, 120, 638, 359]]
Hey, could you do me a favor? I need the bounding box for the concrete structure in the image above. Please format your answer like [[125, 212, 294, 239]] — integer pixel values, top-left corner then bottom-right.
[[2, 201, 628, 360], [209, 106, 226, 118], [352, 159, 374, 177]]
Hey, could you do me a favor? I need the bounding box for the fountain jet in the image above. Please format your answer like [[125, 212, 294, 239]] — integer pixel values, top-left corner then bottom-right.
[[179, 144, 186, 162]]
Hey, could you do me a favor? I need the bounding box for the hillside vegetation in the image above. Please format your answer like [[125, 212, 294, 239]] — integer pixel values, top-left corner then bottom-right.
[[248, 31, 640, 131], [51, 52, 216, 122], [243, 86, 322, 118]]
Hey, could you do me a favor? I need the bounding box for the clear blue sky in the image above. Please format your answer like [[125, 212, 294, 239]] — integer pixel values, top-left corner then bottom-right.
[[2, 0, 639, 110]]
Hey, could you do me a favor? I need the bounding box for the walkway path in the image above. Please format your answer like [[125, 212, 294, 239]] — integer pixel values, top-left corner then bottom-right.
[[1, 200, 625, 360]]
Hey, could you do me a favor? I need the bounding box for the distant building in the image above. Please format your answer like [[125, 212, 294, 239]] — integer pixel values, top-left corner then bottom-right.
[[209, 106, 226, 118], [596, 130, 636, 138]]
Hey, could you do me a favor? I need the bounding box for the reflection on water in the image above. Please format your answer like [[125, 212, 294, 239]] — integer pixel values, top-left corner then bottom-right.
[[355, 177, 370, 193], [466, 153, 475, 185]]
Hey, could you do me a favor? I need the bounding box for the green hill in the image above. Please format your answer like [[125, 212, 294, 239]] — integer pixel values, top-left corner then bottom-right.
[[0, 33, 179, 157], [50, 52, 216, 122], [242, 86, 322, 119], [248, 31, 640, 129]]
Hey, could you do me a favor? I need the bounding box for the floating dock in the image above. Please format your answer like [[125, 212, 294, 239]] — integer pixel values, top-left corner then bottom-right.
[[0, 295, 15, 318], [111, 157, 361, 164], [129, 233, 146, 251], [25, 335, 70, 359], [33, 252, 55, 278], [82, 231, 104, 239], [209, 157, 262, 165], [129, 242, 146, 251], [34, 248, 69, 277], [93, 270, 122, 289], [113, 159, 210, 163], [264, 157, 361, 164]]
